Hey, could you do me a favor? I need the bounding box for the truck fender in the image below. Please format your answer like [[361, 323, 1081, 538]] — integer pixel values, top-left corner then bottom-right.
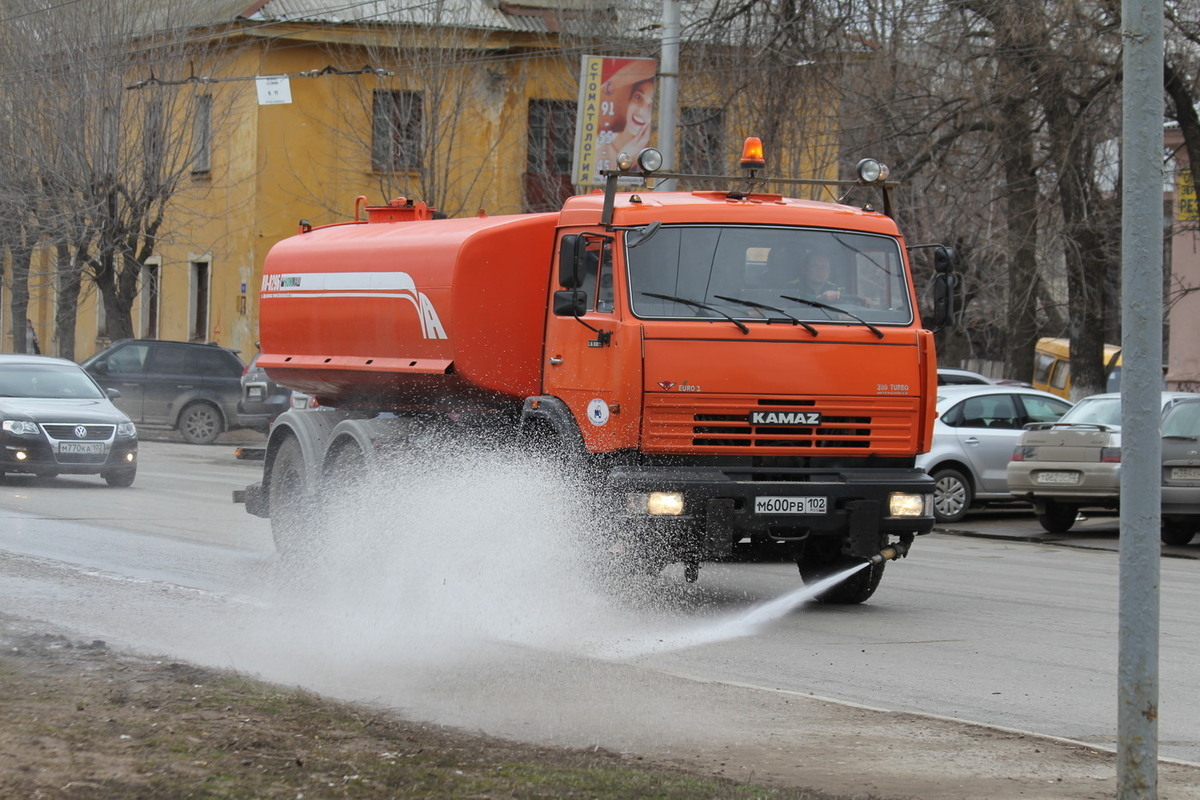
[[322, 416, 415, 475], [518, 396, 586, 455], [264, 408, 338, 499]]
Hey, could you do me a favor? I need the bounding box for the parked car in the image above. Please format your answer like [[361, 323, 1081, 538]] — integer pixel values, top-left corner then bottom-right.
[[0, 354, 138, 486], [81, 339, 247, 445], [237, 351, 292, 434], [916, 385, 1074, 523], [1008, 391, 1198, 536], [937, 367, 995, 386]]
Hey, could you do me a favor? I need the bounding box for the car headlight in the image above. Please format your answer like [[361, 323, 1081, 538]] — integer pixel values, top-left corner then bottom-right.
[[2, 419, 41, 436], [117, 422, 137, 438]]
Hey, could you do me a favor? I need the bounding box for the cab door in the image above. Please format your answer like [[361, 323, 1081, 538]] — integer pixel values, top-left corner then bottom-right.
[[542, 234, 638, 450]]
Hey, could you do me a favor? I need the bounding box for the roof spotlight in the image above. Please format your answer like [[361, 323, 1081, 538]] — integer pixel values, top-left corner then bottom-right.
[[856, 158, 890, 183], [616, 151, 636, 170], [636, 147, 664, 173]]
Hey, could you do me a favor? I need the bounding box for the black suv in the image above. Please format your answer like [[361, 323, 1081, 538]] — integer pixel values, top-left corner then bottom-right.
[[82, 339, 248, 445]]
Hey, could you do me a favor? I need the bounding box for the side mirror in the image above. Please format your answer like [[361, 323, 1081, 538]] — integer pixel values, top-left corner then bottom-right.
[[558, 234, 586, 289], [553, 289, 588, 317], [934, 245, 957, 274], [930, 271, 959, 330], [105, 387, 122, 400], [90, 361, 109, 375]]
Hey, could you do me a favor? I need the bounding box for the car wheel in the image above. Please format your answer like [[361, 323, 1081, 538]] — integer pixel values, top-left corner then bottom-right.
[[797, 550, 884, 605], [102, 465, 137, 488], [1161, 519, 1196, 546], [178, 402, 224, 445], [931, 467, 972, 524], [1037, 500, 1078, 533]]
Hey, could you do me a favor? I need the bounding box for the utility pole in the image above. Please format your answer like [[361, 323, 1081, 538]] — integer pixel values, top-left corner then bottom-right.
[[1117, 0, 1163, 796], [656, 0, 679, 191]]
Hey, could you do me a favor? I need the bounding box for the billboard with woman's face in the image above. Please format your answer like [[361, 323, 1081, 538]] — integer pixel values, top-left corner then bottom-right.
[[574, 56, 658, 185]]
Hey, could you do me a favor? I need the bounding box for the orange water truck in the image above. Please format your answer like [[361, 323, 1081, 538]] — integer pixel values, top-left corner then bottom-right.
[[235, 140, 959, 603]]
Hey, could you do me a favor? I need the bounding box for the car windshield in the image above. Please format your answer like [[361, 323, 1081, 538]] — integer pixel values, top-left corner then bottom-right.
[[0, 364, 105, 400], [1057, 396, 1122, 427], [625, 225, 914, 325]]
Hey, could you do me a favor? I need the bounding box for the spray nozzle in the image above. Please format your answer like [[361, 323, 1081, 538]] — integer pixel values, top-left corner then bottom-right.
[[867, 542, 910, 566]]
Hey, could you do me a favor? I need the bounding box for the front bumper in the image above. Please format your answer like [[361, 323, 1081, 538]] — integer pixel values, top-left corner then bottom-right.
[[2, 433, 137, 475], [606, 464, 934, 559]]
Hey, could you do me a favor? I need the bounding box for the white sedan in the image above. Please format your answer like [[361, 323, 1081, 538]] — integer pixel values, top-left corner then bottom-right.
[[916, 385, 1073, 523]]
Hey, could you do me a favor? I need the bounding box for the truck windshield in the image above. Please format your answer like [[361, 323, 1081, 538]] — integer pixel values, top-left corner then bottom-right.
[[625, 225, 914, 326]]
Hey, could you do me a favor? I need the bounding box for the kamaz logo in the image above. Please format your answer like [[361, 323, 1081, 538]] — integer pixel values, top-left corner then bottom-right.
[[750, 411, 821, 426]]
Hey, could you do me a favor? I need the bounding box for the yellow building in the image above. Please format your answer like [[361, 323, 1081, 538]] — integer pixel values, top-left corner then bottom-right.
[[7, 0, 837, 363]]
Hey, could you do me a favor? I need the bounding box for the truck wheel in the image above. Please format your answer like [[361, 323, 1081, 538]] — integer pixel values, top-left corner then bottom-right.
[[269, 436, 314, 557], [178, 402, 224, 445], [797, 556, 884, 604], [1161, 519, 1196, 546], [931, 467, 971, 524], [1037, 500, 1078, 533]]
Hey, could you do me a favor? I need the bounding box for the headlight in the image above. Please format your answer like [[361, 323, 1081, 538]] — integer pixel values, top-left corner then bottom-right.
[[117, 422, 137, 437], [2, 420, 41, 436], [627, 491, 685, 516], [888, 492, 929, 517]]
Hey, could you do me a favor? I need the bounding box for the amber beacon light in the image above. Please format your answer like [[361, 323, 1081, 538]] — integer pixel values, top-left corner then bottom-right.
[[739, 137, 766, 170]]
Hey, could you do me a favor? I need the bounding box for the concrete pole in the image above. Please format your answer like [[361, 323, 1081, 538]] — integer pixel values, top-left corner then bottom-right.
[[656, 0, 679, 191], [1118, 0, 1163, 796]]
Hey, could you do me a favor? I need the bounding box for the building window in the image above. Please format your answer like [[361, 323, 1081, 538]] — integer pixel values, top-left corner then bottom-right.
[[192, 94, 212, 175], [190, 260, 210, 342], [140, 260, 160, 339], [680, 107, 725, 176], [372, 90, 423, 172], [524, 99, 576, 212]]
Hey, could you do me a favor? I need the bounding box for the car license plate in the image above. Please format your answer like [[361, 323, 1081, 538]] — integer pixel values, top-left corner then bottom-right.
[[1035, 471, 1080, 485], [1171, 467, 1200, 480], [57, 442, 106, 455], [247, 386, 265, 401], [755, 496, 827, 515]]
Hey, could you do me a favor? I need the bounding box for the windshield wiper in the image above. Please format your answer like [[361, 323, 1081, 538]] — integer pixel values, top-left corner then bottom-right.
[[641, 292, 750, 334], [779, 294, 884, 339], [713, 295, 818, 336]]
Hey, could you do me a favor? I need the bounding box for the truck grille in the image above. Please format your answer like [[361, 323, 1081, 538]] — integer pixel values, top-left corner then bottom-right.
[[642, 394, 920, 455]]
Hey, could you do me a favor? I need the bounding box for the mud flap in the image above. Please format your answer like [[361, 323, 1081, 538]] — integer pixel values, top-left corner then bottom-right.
[[703, 499, 736, 559], [844, 499, 883, 559]]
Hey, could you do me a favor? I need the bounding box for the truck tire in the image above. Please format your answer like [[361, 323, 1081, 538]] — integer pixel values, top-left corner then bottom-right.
[[1037, 500, 1078, 533], [178, 401, 224, 445], [269, 436, 314, 556], [931, 467, 971, 524], [797, 556, 884, 604]]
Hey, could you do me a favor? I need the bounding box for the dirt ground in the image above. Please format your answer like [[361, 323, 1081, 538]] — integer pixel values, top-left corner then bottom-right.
[[3, 613, 1200, 800]]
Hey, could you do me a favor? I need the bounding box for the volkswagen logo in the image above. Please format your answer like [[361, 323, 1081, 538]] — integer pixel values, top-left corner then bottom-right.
[[74, 425, 88, 439]]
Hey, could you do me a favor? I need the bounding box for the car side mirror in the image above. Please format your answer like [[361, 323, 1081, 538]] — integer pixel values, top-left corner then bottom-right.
[[105, 387, 122, 400], [90, 361, 109, 375]]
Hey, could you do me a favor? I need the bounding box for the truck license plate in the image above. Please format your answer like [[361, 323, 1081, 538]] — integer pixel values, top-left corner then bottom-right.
[[755, 496, 827, 515], [1035, 471, 1080, 485], [57, 442, 106, 455], [1171, 467, 1200, 480]]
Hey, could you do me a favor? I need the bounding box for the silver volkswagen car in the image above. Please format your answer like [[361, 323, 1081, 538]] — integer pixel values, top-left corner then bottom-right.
[[916, 385, 1073, 523]]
